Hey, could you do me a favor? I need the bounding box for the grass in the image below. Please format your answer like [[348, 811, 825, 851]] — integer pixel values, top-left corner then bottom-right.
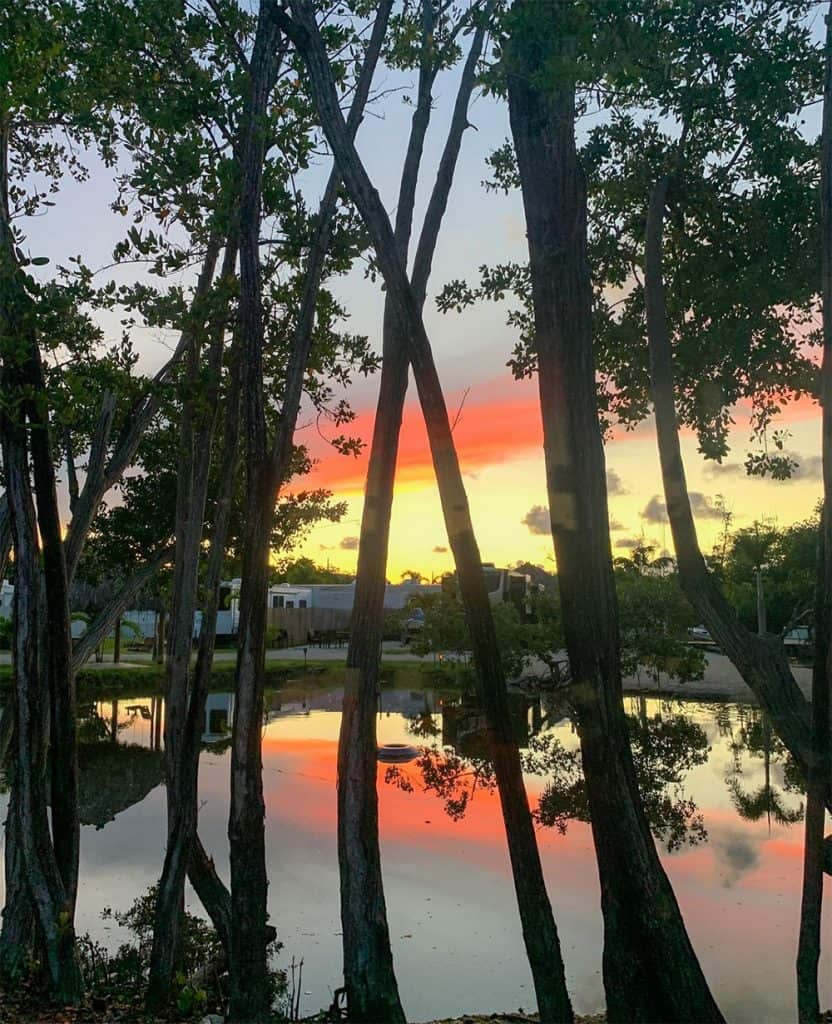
[[0, 658, 469, 704]]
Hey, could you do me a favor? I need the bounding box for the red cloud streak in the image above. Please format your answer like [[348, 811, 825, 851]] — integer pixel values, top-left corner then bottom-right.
[[293, 376, 821, 494]]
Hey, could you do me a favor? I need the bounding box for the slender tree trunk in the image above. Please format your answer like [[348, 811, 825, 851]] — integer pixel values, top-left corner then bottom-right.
[[228, 6, 282, 1017], [147, 233, 233, 1012], [154, 609, 166, 665], [644, 177, 816, 789], [227, 5, 390, 1016], [0, 495, 10, 584], [113, 616, 121, 664], [756, 568, 767, 637], [797, 6, 832, 1018], [340, 6, 494, 1018], [71, 544, 172, 671], [505, 10, 723, 1020], [284, 6, 573, 1020]]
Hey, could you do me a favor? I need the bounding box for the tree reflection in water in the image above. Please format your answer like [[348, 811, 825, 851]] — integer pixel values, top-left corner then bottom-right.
[[724, 710, 804, 828], [385, 692, 711, 851]]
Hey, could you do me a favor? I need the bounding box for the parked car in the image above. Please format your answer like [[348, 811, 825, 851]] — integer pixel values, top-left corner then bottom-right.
[[783, 626, 812, 658]]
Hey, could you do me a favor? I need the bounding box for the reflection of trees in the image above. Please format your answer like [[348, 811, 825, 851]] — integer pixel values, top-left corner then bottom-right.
[[77, 742, 163, 829], [385, 749, 495, 821], [385, 698, 711, 851], [406, 696, 442, 740], [725, 713, 804, 828], [527, 700, 710, 852]]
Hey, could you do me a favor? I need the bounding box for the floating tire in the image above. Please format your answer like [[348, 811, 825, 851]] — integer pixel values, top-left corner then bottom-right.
[[377, 743, 418, 764]]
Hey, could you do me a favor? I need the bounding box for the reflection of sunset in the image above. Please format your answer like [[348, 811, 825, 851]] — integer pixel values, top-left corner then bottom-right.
[[71, 694, 826, 1022]]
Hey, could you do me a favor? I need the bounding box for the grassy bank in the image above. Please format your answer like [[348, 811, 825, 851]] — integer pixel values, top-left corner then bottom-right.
[[0, 659, 470, 702]]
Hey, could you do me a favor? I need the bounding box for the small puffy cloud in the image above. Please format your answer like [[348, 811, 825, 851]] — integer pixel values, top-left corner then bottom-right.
[[608, 518, 626, 532], [642, 495, 667, 523], [689, 492, 724, 520], [705, 461, 743, 479], [339, 536, 360, 550], [792, 454, 823, 480], [707, 451, 822, 482], [522, 505, 551, 536], [642, 492, 722, 522], [432, 545, 448, 554], [606, 469, 629, 496], [616, 537, 641, 550]]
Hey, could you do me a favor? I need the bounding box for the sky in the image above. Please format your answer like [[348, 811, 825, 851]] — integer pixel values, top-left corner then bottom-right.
[[24, 7, 826, 582]]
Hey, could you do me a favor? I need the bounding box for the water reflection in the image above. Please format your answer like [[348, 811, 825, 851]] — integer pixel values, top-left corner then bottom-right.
[[2, 681, 824, 1022], [384, 691, 710, 851], [724, 711, 804, 828]]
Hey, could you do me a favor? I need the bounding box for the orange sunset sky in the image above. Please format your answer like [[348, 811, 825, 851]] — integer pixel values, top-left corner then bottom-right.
[[293, 370, 824, 581]]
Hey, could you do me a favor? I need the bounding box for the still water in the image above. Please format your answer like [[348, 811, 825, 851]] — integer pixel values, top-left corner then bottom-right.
[[11, 679, 828, 1022]]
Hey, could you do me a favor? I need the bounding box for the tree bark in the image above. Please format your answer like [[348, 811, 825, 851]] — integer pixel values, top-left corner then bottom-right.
[[147, 232, 236, 1012], [0, 779, 34, 985], [0, 415, 81, 1002], [505, 10, 723, 1020], [797, 6, 832, 1018], [113, 615, 121, 664], [25, 343, 79, 915], [644, 178, 816, 790], [154, 608, 166, 665], [228, 4, 390, 1016], [0, 124, 81, 1001], [283, 6, 573, 1020], [0, 494, 10, 584], [339, 5, 491, 1018], [227, 5, 283, 1017]]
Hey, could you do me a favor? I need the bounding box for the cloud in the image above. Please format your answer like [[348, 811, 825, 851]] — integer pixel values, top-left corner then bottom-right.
[[706, 451, 823, 483], [642, 495, 668, 523], [616, 537, 641, 550], [608, 518, 626, 531], [339, 536, 360, 550], [521, 505, 551, 535], [710, 827, 760, 888], [432, 545, 448, 554], [642, 492, 722, 523], [689, 492, 724, 519], [606, 469, 629, 496]]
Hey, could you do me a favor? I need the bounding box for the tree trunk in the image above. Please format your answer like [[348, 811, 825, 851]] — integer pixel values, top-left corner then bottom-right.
[[756, 569, 767, 637], [71, 544, 172, 672], [147, 231, 233, 1012], [0, 494, 11, 584], [227, 5, 282, 1017], [284, 6, 573, 1020], [227, 4, 390, 1016], [0, 774, 34, 985], [797, 6, 832, 1017], [154, 609, 166, 665], [0, 128, 81, 1000], [113, 616, 121, 664], [1, 415, 81, 1002], [340, 6, 491, 1018], [644, 177, 816, 790], [505, 7, 723, 1020]]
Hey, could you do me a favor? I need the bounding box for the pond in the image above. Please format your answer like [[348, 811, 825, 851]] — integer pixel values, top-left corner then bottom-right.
[[6, 678, 826, 1022]]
